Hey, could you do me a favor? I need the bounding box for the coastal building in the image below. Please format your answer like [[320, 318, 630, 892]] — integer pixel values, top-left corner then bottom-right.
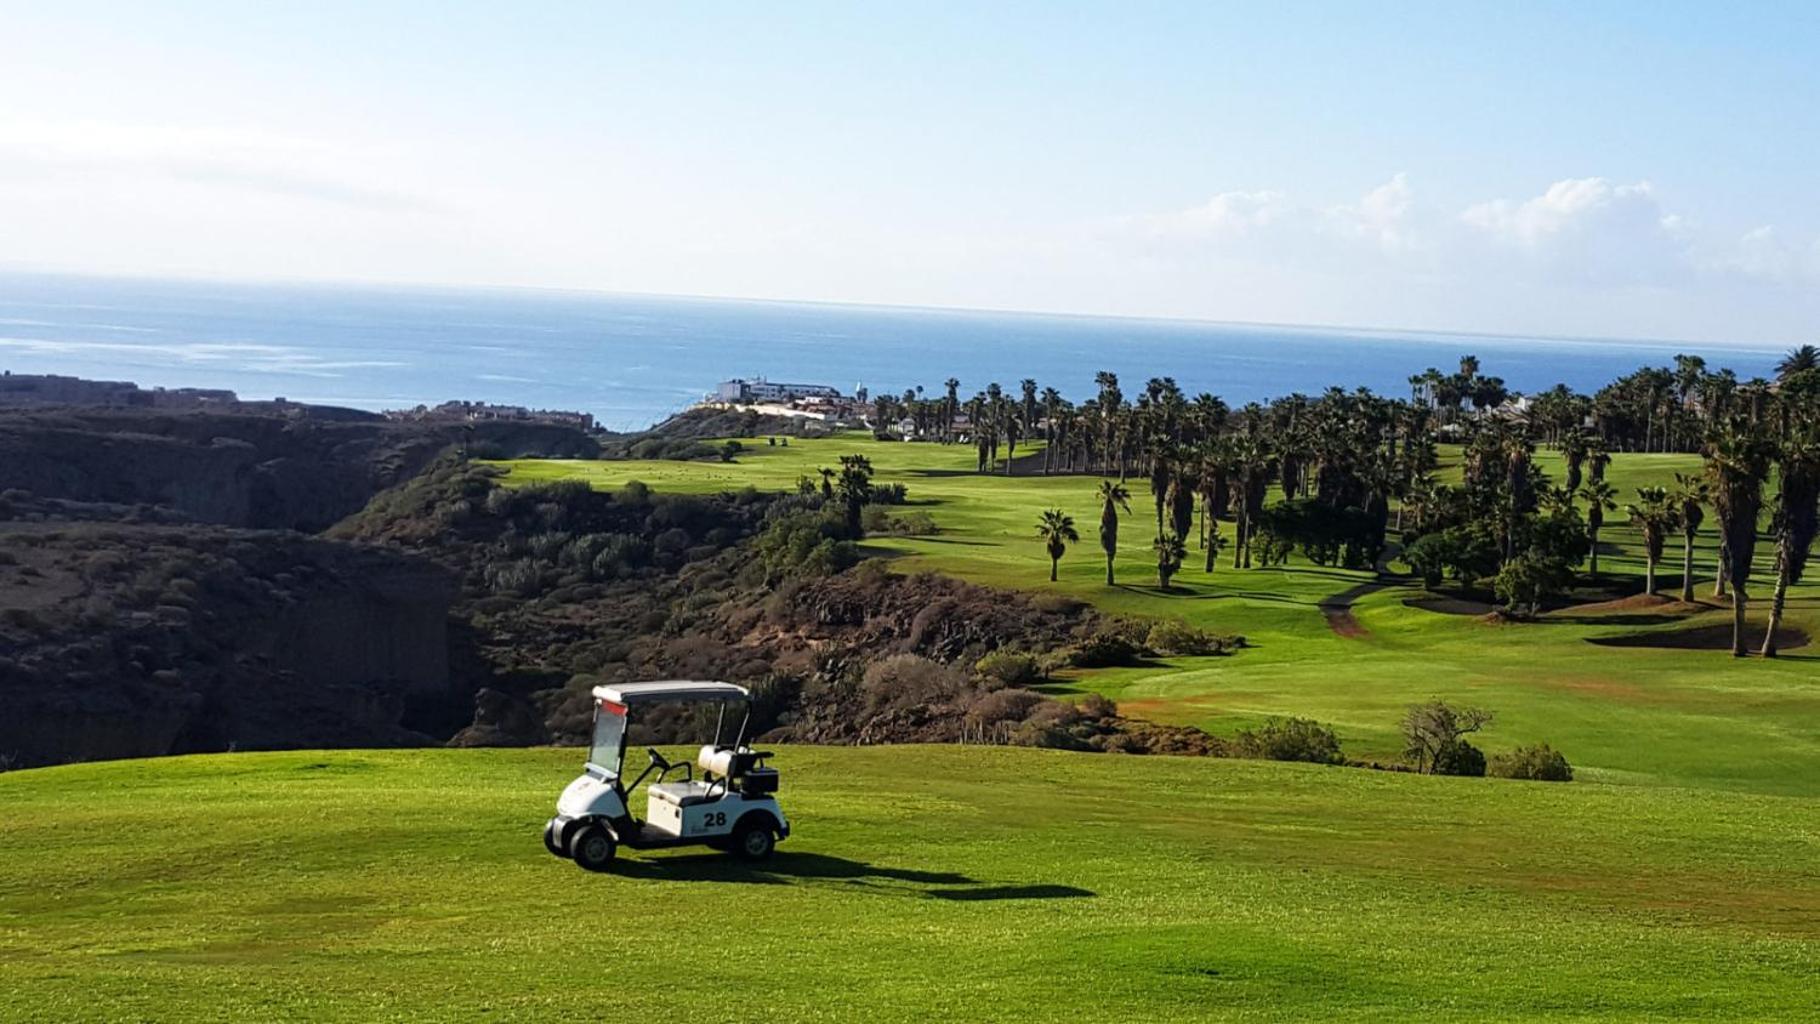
[[386, 400, 595, 431], [713, 378, 842, 403]]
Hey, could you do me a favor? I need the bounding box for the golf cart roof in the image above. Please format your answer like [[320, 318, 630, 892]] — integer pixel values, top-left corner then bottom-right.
[[592, 681, 750, 706]]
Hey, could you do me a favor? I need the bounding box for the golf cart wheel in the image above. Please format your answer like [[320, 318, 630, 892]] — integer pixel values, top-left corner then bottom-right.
[[731, 819, 775, 862], [568, 825, 617, 872], [543, 820, 567, 858]]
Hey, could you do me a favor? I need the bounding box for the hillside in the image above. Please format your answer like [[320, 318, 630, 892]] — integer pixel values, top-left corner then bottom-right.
[[2, 746, 1814, 1023]]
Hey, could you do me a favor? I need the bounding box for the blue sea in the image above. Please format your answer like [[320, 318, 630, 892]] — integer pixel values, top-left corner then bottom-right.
[[0, 272, 1789, 432]]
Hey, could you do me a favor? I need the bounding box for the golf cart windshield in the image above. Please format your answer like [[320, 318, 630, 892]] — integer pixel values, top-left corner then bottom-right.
[[587, 700, 627, 778]]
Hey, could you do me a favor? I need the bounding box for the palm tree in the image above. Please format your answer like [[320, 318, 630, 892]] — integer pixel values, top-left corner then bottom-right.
[[1035, 508, 1079, 583], [1670, 472, 1709, 602], [942, 378, 960, 442], [1776, 344, 1819, 381], [1154, 531, 1187, 591], [1707, 426, 1773, 657], [1625, 486, 1678, 596], [1580, 479, 1618, 576], [1763, 425, 1820, 656], [1096, 479, 1131, 586]]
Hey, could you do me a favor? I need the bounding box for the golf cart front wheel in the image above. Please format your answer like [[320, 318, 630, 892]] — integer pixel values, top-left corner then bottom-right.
[[543, 820, 567, 858], [731, 820, 775, 862], [569, 825, 617, 872]]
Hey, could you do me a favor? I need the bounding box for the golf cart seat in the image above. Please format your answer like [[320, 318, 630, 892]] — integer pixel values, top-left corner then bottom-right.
[[648, 780, 718, 808]]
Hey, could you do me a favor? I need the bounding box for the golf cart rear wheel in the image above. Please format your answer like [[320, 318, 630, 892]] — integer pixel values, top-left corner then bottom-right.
[[543, 821, 567, 858], [569, 825, 617, 872], [731, 820, 774, 862]]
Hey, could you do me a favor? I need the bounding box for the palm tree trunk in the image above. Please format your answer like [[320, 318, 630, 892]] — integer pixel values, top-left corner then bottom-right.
[[1588, 529, 1599, 576], [1731, 585, 1749, 657], [1051, 557, 1059, 583], [1762, 541, 1791, 657], [1232, 517, 1245, 570], [1105, 552, 1114, 586], [1680, 533, 1696, 602], [1644, 558, 1655, 596], [1713, 545, 1729, 598]]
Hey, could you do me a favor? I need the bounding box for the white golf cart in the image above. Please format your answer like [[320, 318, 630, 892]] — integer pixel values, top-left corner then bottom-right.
[[542, 681, 789, 872]]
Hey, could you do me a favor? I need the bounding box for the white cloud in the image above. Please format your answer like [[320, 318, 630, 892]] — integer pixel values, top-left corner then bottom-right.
[[1327, 173, 1417, 252], [1125, 188, 1290, 239]]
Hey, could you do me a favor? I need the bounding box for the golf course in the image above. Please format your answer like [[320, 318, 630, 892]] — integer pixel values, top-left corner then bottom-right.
[[504, 435, 1820, 794], [5, 433, 1818, 1021], [4, 746, 1816, 1022]]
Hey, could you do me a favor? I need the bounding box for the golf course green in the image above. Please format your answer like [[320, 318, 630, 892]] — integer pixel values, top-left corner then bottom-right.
[[3, 746, 1816, 1022], [501, 435, 1820, 796]]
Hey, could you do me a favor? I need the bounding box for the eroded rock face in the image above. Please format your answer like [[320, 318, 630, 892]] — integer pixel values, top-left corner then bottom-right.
[[0, 523, 458, 767], [0, 408, 599, 531]]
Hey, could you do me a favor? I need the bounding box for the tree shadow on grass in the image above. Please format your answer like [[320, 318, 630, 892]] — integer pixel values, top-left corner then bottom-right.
[[605, 851, 1094, 900]]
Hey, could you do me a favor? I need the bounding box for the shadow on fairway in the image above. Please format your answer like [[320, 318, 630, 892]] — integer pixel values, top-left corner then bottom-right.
[[925, 884, 1095, 901], [610, 852, 1094, 900]]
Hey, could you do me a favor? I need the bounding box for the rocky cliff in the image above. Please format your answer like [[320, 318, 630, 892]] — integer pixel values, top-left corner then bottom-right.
[[0, 407, 598, 531], [0, 523, 458, 767]]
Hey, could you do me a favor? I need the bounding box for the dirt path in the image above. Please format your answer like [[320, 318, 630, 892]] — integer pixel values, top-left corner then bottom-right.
[[1318, 554, 1399, 638]]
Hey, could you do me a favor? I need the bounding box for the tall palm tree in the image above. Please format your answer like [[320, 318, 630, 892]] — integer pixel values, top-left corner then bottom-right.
[[1153, 531, 1187, 591], [942, 378, 960, 443], [1670, 472, 1709, 602], [1625, 486, 1678, 596], [1580, 479, 1618, 576], [1096, 479, 1131, 586], [1776, 344, 1819, 381], [1763, 425, 1820, 656], [1035, 508, 1080, 583], [1707, 425, 1773, 657], [1040, 386, 1062, 474]]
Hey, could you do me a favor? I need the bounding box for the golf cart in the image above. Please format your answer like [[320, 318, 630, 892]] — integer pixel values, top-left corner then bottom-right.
[[542, 681, 789, 872]]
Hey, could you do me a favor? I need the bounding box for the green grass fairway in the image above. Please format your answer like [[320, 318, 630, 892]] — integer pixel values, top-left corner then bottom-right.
[[497, 437, 1820, 796], [4, 747, 1817, 1022]]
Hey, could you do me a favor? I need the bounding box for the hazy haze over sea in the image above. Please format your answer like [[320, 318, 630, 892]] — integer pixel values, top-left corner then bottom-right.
[[0, 272, 1789, 432]]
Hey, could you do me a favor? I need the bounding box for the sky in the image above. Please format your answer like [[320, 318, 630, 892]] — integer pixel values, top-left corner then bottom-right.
[[3, 1, 1818, 345]]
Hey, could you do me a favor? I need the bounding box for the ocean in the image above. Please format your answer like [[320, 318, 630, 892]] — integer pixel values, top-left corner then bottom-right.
[[0, 271, 1788, 432]]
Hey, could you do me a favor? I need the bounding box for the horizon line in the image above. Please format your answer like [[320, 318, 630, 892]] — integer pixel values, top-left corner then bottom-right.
[[0, 261, 1799, 357]]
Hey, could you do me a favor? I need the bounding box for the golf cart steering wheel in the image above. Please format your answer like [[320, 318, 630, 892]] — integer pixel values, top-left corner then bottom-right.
[[646, 747, 671, 771]]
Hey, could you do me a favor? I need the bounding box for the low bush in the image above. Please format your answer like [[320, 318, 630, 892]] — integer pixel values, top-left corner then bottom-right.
[[975, 650, 1041, 686], [1431, 738, 1487, 777], [964, 688, 1044, 728], [1145, 620, 1225, 656], [1489, 744, 1573, 782], [860, 653, 970, 713], [1067, 632, 1144, 668], [1232, 717, 1344, 764]]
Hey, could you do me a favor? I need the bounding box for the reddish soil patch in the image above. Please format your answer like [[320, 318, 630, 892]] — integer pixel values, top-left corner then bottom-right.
[[1320, 605, 1368, 638], [1587, 622, 1810, 651]]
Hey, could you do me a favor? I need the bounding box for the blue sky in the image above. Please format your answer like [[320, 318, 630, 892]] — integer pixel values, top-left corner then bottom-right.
[[3, 1, 1817, 343]]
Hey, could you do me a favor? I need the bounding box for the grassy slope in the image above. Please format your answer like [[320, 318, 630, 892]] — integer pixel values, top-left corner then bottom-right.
[[500, 437, 1820, 796], [4, 747, 1817, 1023]]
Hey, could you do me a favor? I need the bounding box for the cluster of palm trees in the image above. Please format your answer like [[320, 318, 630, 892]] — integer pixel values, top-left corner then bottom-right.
[[1002, 346, 1820, 657]]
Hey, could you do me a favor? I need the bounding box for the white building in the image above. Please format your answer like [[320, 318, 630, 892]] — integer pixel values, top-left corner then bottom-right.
[[714, 378, 842, 403]]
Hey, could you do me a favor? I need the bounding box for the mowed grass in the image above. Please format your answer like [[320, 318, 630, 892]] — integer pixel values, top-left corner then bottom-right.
[[4, 747, 1818, 1022], [500, 436, 1820, 796]]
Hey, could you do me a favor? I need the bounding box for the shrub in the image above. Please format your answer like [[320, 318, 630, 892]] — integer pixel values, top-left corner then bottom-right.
[[860, 654, 969, 712], [1145, 620, 1224, 656], [1232, 717, 1344, 764], [964, 688, 1044, 728], [975, 650, 1041, 686], [1068, 632, 1143, 668], [1489, 744, 1573, 782], [1431, 738, 1487, 777], [1010, 701, 1093, 751], [1077, 693, 1117, 719]]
